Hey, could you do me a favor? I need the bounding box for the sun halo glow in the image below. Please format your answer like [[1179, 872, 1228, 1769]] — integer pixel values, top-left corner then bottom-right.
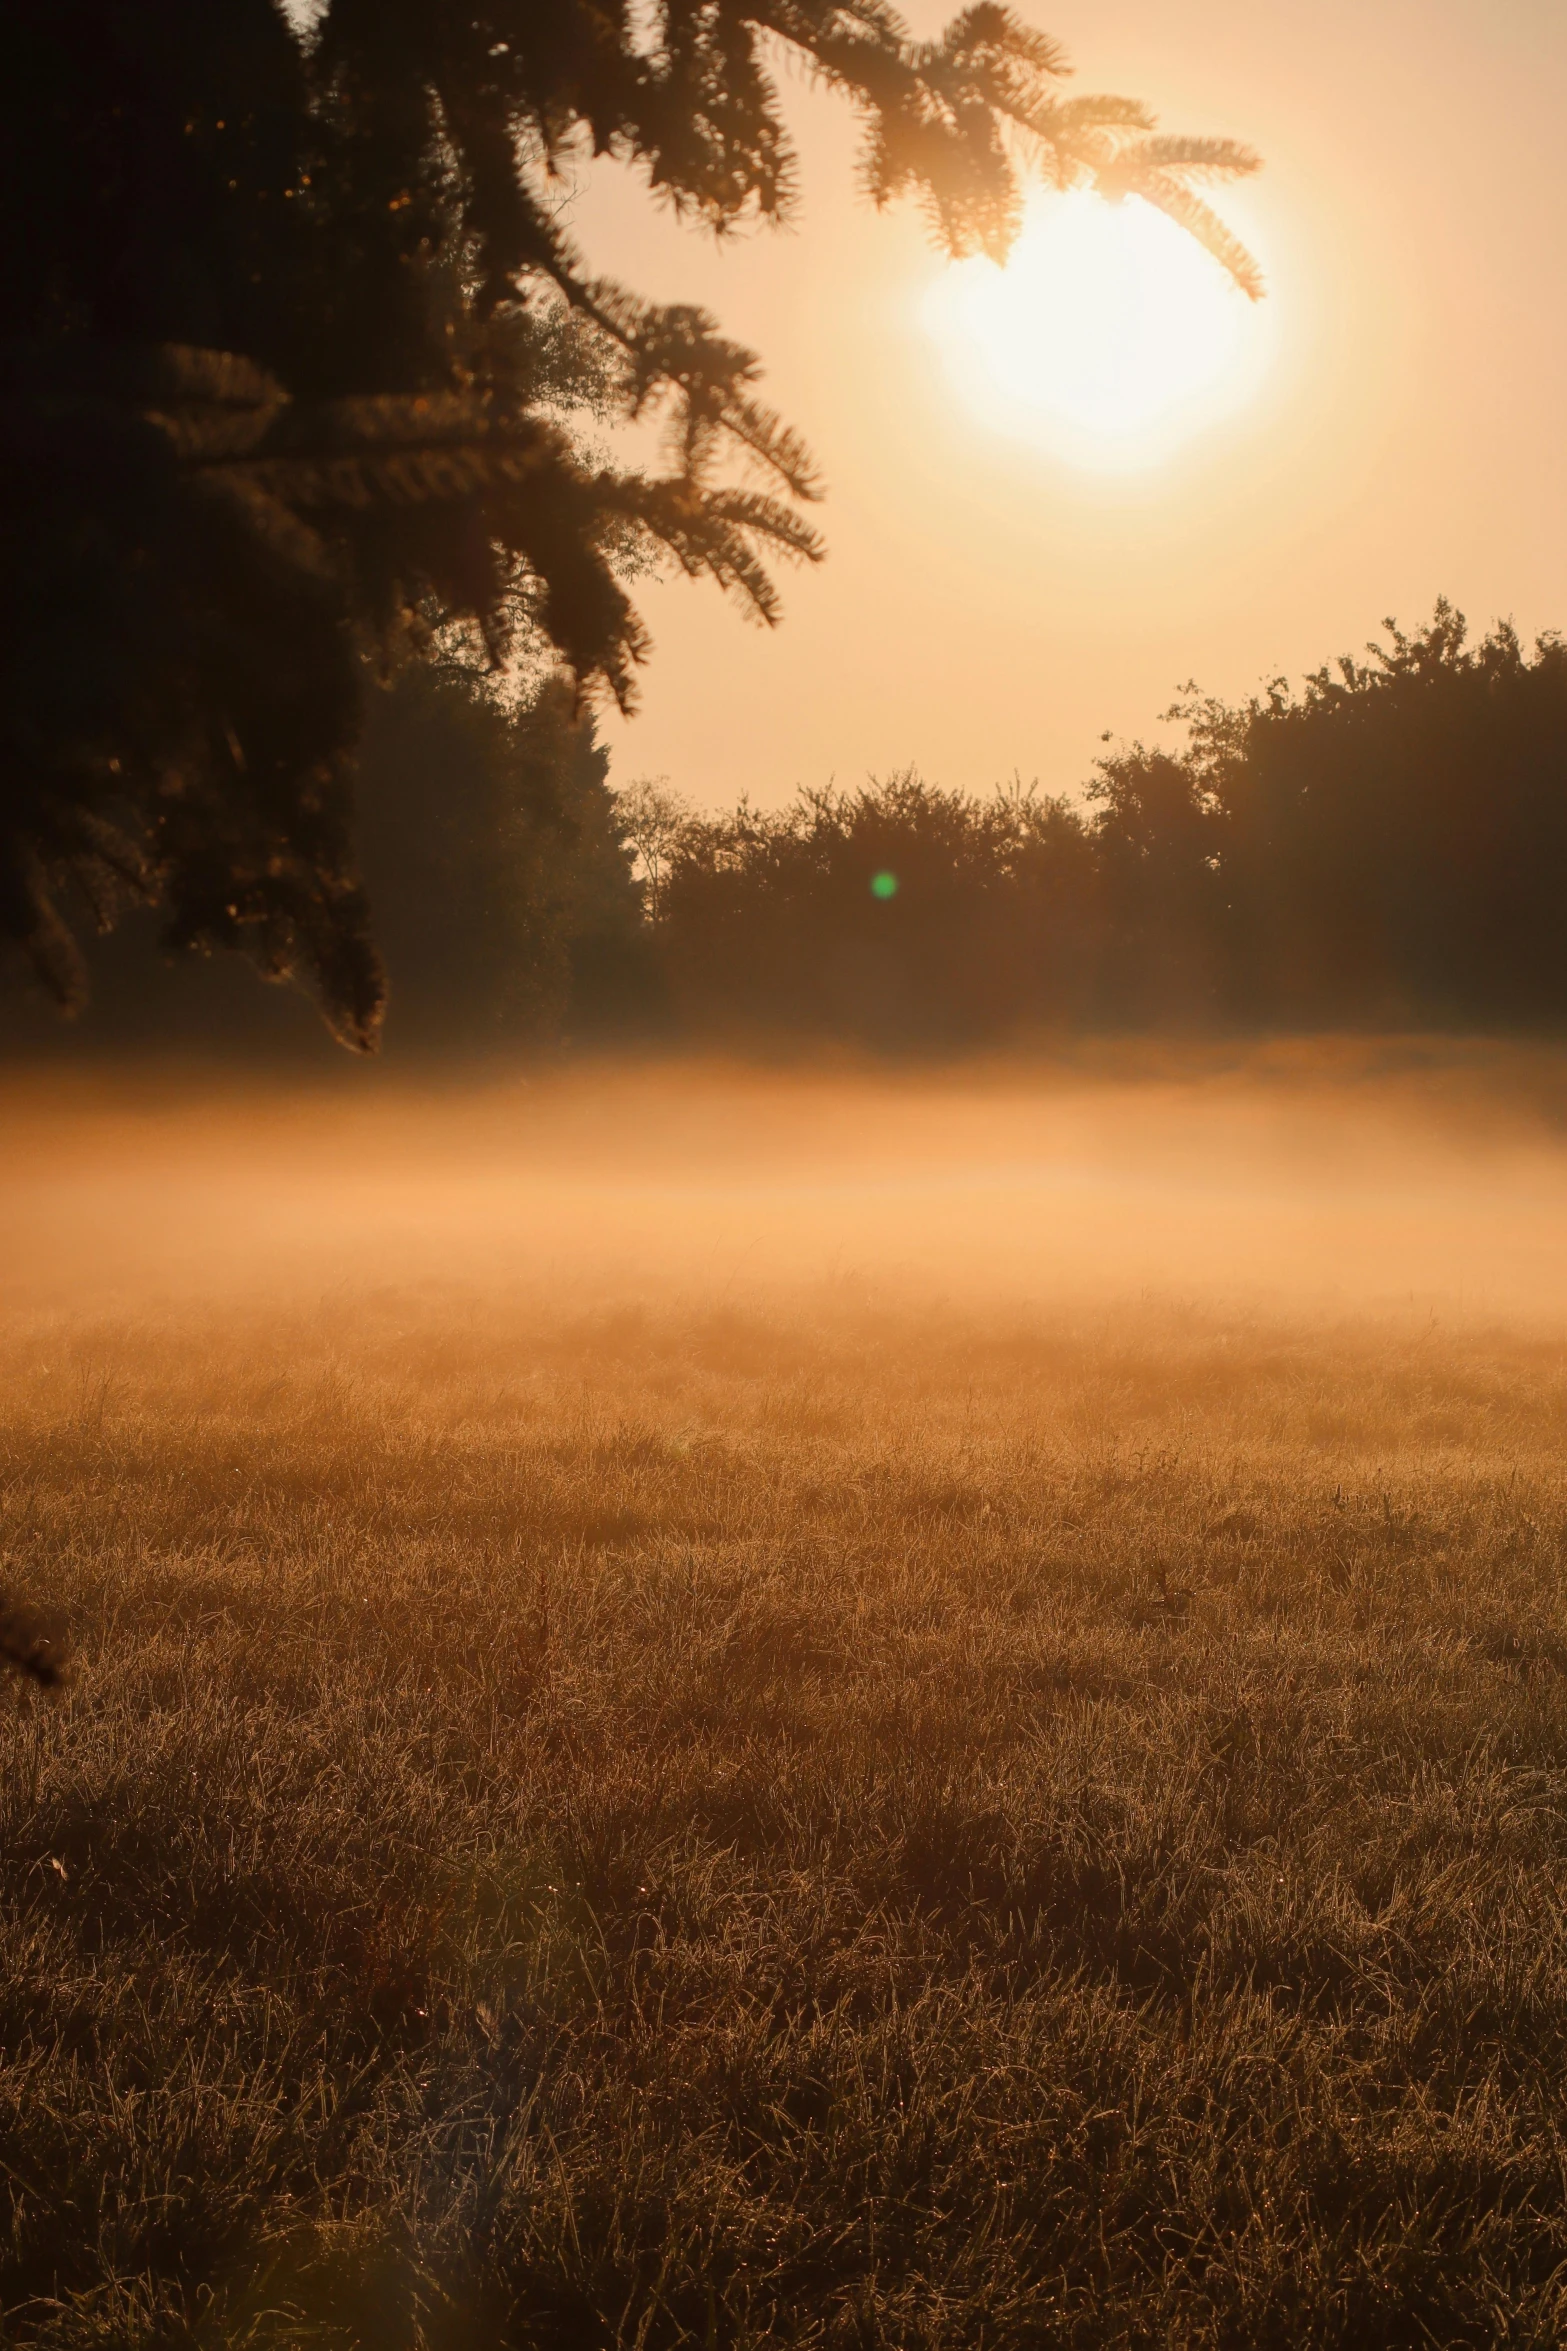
[[922, 189, 1266, 469]]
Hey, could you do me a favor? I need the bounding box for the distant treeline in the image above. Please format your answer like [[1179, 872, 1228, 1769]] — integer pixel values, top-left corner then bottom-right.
[[651, 603, 1567, 1046], [8, 603, 1567, 1057]]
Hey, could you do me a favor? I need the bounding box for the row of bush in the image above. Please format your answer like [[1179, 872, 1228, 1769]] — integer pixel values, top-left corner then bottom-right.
[[8, 602, 1567, 1057], [650, 601, 1567, 1046]]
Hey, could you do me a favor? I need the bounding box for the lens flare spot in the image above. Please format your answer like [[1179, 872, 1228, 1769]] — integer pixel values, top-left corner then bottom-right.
[[870, 871, 899, 900]]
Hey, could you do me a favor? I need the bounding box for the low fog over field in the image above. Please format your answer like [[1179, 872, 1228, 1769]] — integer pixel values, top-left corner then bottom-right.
[[12, 1046, 1567, 1334], [11, 1051, 1567, 2344]]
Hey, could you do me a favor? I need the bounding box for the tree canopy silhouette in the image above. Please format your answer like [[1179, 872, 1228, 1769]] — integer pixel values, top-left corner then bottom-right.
[[0, 662, 650, 1063], [2, 0, 1258, 1045], [642, 605, 1567, 1047]]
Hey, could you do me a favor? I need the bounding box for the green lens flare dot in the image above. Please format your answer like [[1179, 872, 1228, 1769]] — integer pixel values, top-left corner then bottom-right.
[[870, 870, 899, 900]]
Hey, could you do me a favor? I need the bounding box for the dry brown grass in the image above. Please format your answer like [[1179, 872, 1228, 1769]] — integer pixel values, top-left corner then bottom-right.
[[6, 1060, 1567, 2346]]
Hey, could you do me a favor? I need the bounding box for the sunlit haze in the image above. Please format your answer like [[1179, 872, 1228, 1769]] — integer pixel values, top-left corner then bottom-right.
[[921, 191, 1268, 469], [14, 1056, 1567, 1330], [570, 0, 1567, 807]]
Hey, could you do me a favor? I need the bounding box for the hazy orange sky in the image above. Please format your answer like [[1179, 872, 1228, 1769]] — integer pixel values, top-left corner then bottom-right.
[[567, 0, 1567, 810]]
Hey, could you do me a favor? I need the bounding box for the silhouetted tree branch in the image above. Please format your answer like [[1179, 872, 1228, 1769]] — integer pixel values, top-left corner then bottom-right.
[[2, 0, 1258, 1044]]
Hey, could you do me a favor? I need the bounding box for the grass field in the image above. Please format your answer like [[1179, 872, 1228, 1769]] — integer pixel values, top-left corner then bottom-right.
[[8, 1055, 1567, 2347]]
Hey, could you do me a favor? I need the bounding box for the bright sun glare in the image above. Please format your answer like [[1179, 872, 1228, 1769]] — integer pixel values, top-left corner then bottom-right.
[[922, 189, 1267, 468]]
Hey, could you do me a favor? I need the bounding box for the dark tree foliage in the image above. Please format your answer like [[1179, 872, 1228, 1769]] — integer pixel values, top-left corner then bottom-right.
[[1174, 604, 1567, 1025], [656, 773, 1104, 1046], [1, 0, 1258, 1044], [354, 666, 652, 1052], [0, 665, 647, 1061], [1082, 746, 1228, 1024], [647, 608, 1567, 1045]]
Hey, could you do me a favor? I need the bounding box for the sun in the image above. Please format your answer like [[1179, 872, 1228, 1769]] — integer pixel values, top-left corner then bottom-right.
[[921, 188, 1268, 468]]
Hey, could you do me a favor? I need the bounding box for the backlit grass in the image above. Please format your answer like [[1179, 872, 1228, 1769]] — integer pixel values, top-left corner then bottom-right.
[[6, 1061, 1567, 2346]]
